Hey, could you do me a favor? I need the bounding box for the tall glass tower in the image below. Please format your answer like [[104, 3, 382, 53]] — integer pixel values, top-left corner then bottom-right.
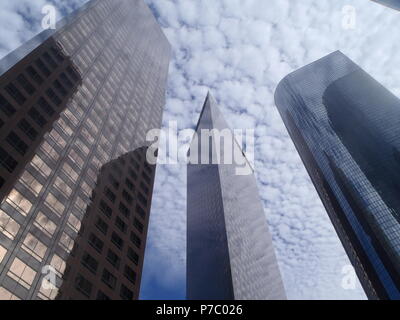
[[0, 0, 170, 300], [371, 0, 400, 10], [187, 94, 286, 300], [275, 51, 400, 300]]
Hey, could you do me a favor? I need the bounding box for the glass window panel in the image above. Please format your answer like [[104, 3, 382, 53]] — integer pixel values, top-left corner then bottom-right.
[[50, 254, 66, 277], [59, 232, 74, 253], [31, 155, 52, 178], [0, 245, 7, 263], [7, 258, 36, 289], [5, 189, 32, 216], [20, 170, 43, 196], [44, 193, 65, 216], [33, 212, 57, 237], [54, 177, 72, 197], [0, 287, 20, 300], [0, 209, 20, 240], [67, 214, 81, 233], [22, 233, 47, 261]]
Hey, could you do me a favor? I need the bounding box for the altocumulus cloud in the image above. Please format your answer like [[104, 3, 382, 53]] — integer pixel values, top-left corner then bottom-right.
[[141, 0, 400, 300], [1, 0, 399, 300]]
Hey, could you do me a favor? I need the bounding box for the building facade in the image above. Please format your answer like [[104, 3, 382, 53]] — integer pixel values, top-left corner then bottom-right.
[[187, 94, 286, 300], [371, 0, 400, 10], [57, 147, 157, 300], [275, 51, 400, 300], [0, 0, 170, 300]]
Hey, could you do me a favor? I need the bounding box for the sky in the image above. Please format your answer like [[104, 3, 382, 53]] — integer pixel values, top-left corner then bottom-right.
[[1, 0, 399, 300]]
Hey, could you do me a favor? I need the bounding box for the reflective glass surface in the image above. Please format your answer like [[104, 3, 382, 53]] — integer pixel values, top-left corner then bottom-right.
[[275, 51, 400, 300], [0, 0, 170, 300]]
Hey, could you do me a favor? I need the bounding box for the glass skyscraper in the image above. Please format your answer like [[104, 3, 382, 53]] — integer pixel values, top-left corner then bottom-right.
[[187, 93, 286, 300], [275, 51, 400, 300], [371, 0, 400, 10], [0, 0, 170, 300]]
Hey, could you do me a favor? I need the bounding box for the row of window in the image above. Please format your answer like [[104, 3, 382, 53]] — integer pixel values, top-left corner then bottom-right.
[[75, 273, 134, 300]]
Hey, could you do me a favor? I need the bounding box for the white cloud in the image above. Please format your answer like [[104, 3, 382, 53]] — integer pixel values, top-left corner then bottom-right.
[[143, 0, 400, 300]]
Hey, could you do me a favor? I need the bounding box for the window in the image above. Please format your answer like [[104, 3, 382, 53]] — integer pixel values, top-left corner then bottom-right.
[[16, 74, 35, 95], [0, 93, 16, 116], [111, 232, 123, 250], [18, 119, 38, 141], [38, 97, 55, 116], [50, 46, 64, 62], [5, 83, 26, 105], [124, 266, 136, 285], [6, 189, 32, 216], [0, 146, 18, 172], [125, 178, 134, 191], [44, 193, 65, 216], [136, 204, 146, 219], [26, 66, 43, 85], [67, 214, 81, 233], [101, 269, 116, 289], [129, 169, 137, 180], [140, 182, 149, 195], [66, 66, 80, 82], [46, 88, 62, 106], [34, 212, 57, 237], [88, 233, 104, 253], [115, 217, 127, 233], [0, 209, 20, 240], [7, 258, 36, 289], [127, 247, 139, 266], [50, 254, 66, 277], [62, 162, 78, 182], [104, 188, 116, 203], [20, 170, 42, 196], [95, 216, 108, 235], [60, 72, 73, 89], [96, 291, 110, 300], [133, 218, 144, 233], [28, 107, 47, 127], [120, 284, 134, 300], [99, 200, 112, 218], [0, 287, 20, 300], [118, 202, 130, 218], [108, 174, 119, 190], [137, 192, 148, 207], [32, 155, 52, 178], [122, 190, 133, 205], [106, 249, 120, 269], [142, 172, 151, 185], [6, 131, 28, 155], [81, 252, 98, 274], [22, 233, 47, 261], [75, 274, 92, 297], [42, 52, 57, 69], [59, 232, 74, 253], [53, 80, 67, 97], [130, 232, 141, 249], [54, 177, 72, 197]]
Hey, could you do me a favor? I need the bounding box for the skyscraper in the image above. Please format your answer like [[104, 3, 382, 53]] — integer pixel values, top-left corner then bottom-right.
[[187, 94, 286, 300], [0, 0, 170, 300], [57, 147, 157, 300], [274, 51, 400, 300], [371, 0, 400, 10]]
